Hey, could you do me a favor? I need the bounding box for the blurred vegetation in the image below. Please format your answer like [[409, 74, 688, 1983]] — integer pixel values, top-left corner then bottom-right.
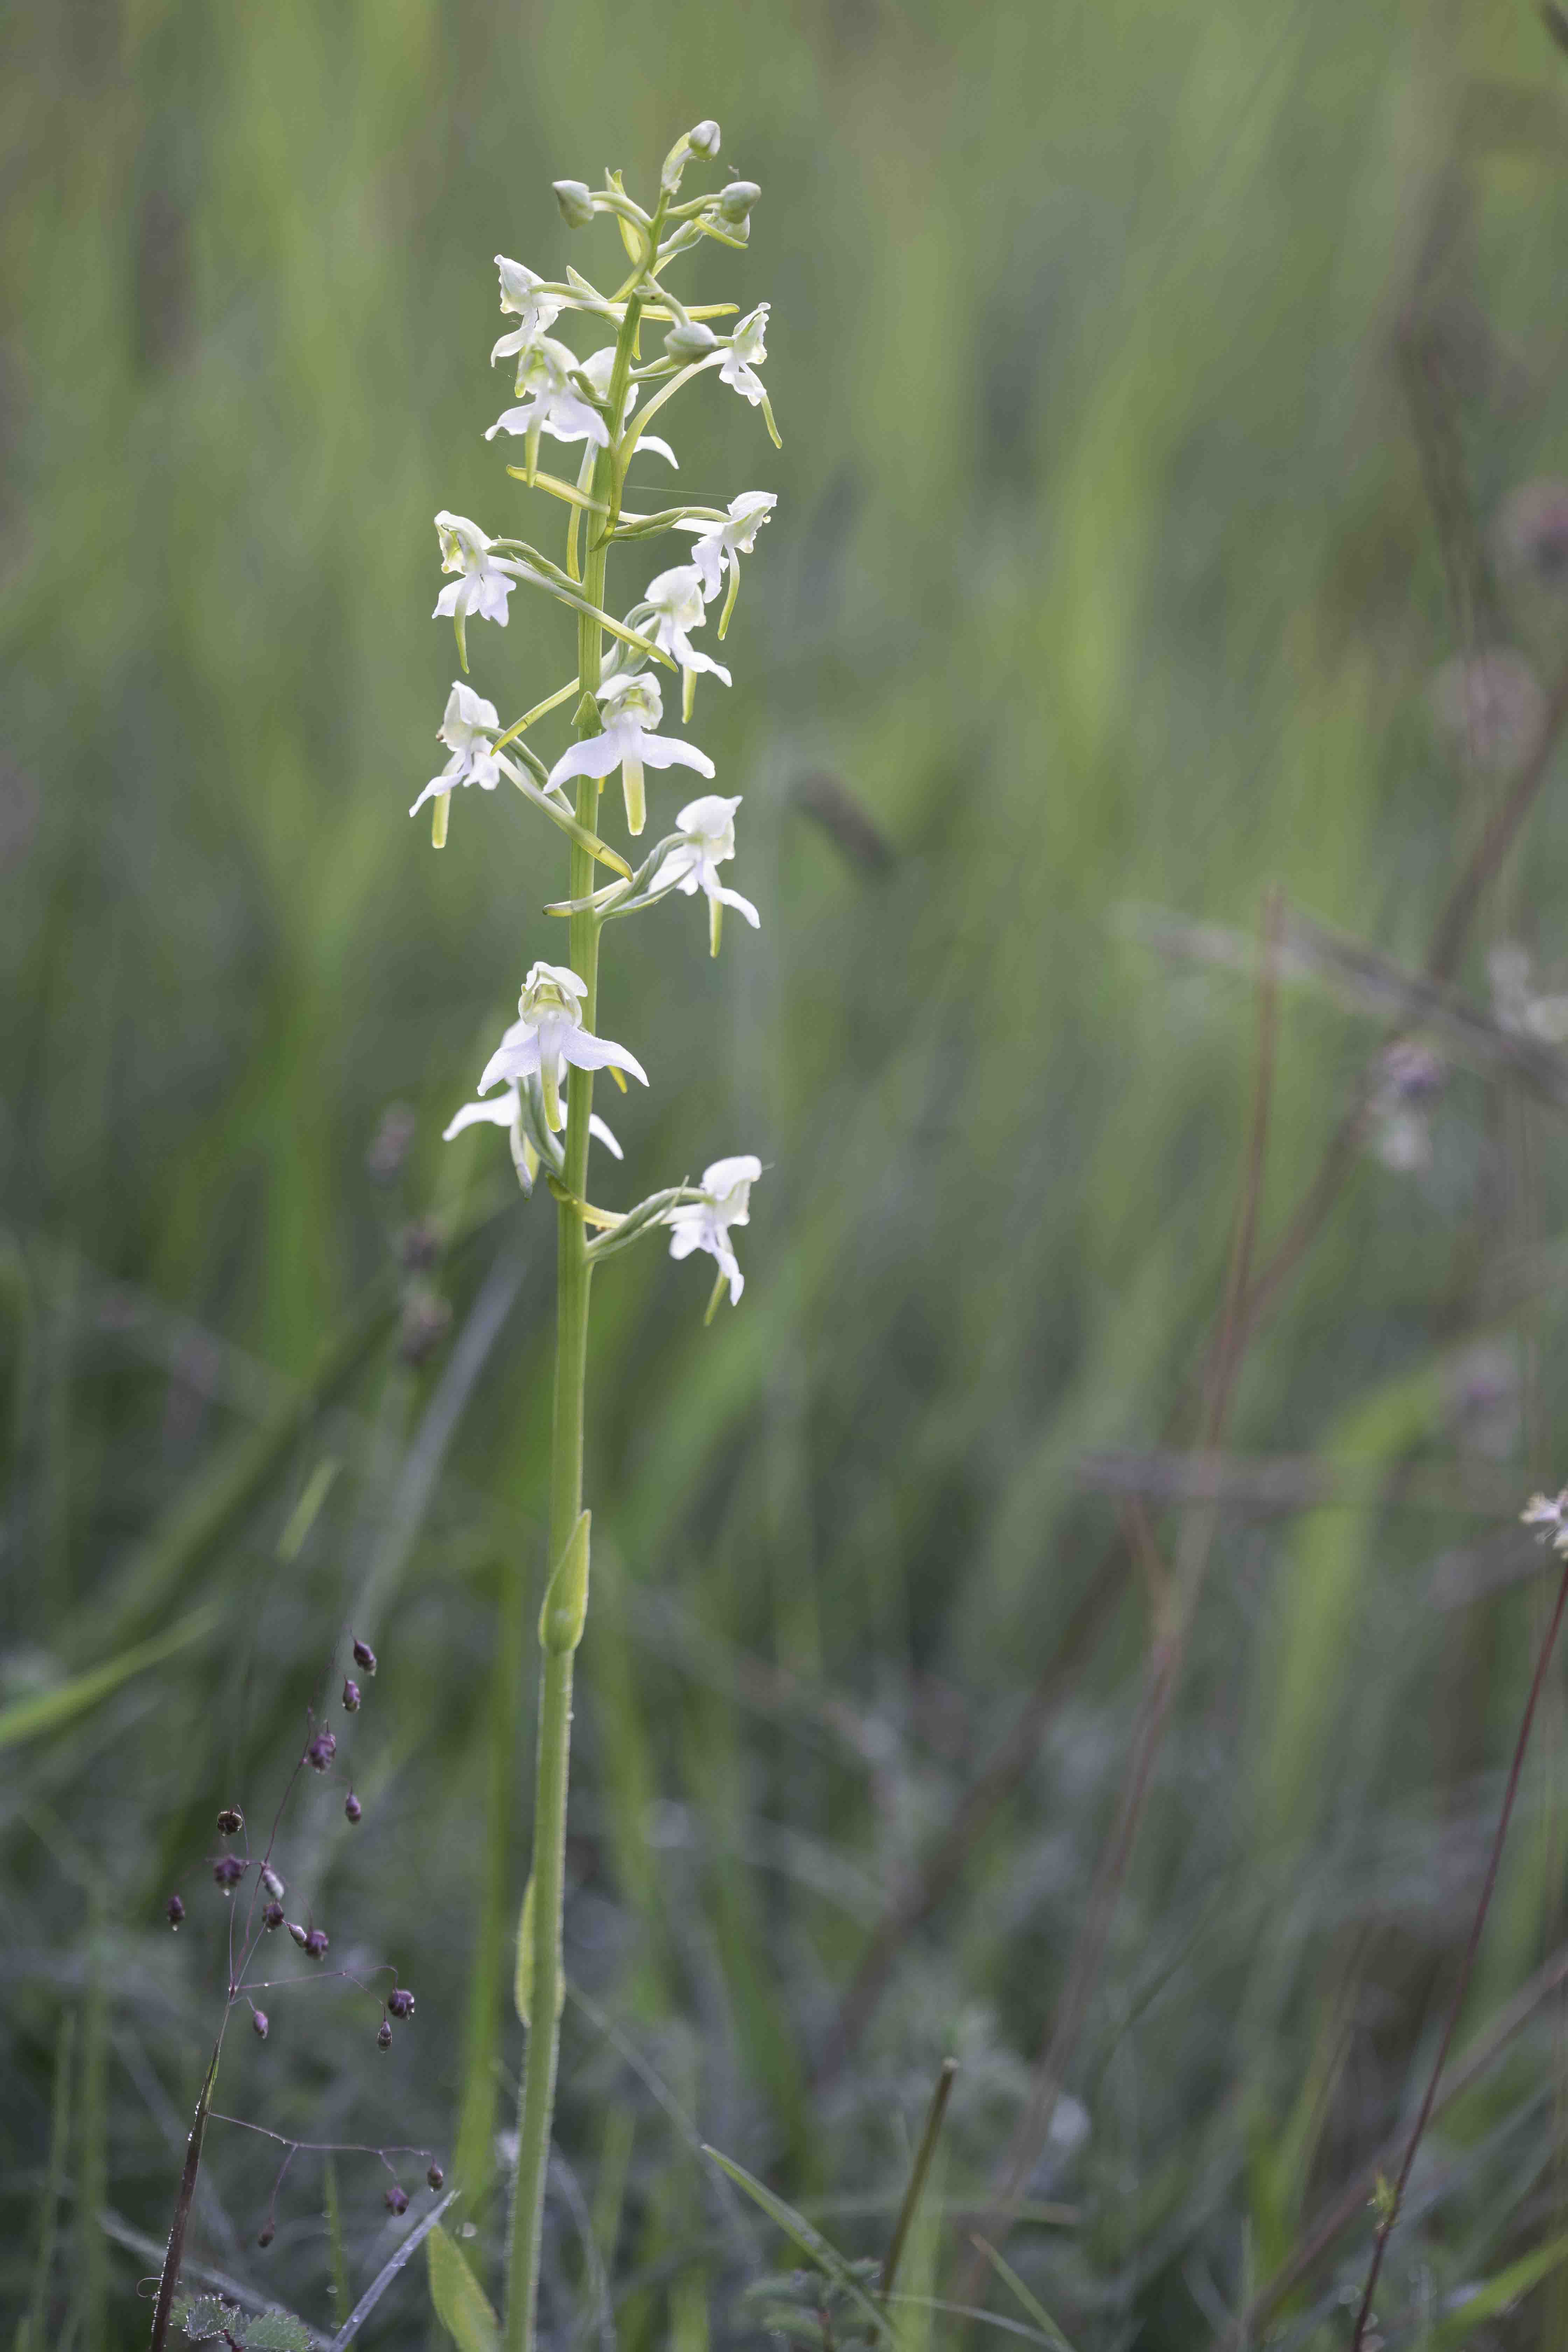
[[10, 0, 1568, 2343]]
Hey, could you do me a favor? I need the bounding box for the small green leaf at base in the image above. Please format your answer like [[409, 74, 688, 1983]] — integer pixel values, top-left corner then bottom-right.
[[426, 2226, 499, 2352]]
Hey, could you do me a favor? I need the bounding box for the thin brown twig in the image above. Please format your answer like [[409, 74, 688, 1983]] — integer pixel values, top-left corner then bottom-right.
[[1346, 1552, 1568, 2349], [1216, 1927, 1568, 2348], [955, 892, 1284, 2303]]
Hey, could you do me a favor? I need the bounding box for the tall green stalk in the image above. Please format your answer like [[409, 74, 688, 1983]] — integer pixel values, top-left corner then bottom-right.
[[502, 278, 648, 2351], [418, 129, 775, 2352]]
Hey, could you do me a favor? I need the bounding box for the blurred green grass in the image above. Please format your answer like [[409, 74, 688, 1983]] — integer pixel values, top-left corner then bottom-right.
[[11, 0, 1568, 2342]]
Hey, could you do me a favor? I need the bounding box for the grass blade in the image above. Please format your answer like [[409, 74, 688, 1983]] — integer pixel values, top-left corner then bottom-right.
[[326, 2189, 458, 2349], [701, 2146, 898, 2344]]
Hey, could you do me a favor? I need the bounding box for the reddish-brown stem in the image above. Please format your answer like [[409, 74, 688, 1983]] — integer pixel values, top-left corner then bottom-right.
[[1348, 1552, 1568, 2351]]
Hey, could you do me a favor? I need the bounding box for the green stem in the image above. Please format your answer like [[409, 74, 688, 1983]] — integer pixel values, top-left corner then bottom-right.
[[503, 223, 658, 2351]]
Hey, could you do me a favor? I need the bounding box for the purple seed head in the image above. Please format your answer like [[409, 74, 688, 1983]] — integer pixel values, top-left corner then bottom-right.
[[387, 1987, 415, 2021], [427, 2163, 445, 2191], [344, 1791, 362, 1825], [306, 1726, 336, 1772], [367, 1101, 417, 1184], [398, 1288, 452, 1367], [165, 1894, 186, 1929], [262, 1901, 285, 1932], [287, 1920, 308, 1948], [260, 1865, 285, 1900], [212, 1854, 247, 1891], [342, 1677, 361, 1713], [385, 2183, 410, 2217], [216, 1805, 244, 1836], [252, 2008, 269, 2042], [303, 1927, 329, 1961], [352, 1638, 377, 1676], [377, 2019, 393, 2050], [258, 2218, 275, 2249], [399, 1218, 441, 1273]]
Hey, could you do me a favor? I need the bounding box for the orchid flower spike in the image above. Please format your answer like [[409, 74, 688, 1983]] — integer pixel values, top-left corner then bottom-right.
[[479, 961, 647, 1131], [486, 336, 610, 461], [643, 564, 732, 721], [667, 1155, 762, 1310], [581, 349, 678, 470], [649, 794, 760, 956], [433, 512, 525, 667], [491, 258, 564, 370], [677, 492, 776, 637], [444, 1077, 621, 1195], [546, 672, 713, 837], [410, 682, 505, 822]]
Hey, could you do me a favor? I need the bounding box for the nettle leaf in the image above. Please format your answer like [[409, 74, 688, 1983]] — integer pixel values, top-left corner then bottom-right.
[[240, 2316, 317, 2351], [426, 2226, 500, 2352], [177, 2298, 238, 2342]]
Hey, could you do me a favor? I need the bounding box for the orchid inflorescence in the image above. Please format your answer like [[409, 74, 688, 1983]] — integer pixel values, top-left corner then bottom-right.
[[410, 121, 778, 2350], [419, 118, 774, 1315]]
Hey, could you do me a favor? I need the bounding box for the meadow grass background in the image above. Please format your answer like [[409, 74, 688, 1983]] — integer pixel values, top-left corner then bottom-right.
[[10, 0, 1568, 2343]]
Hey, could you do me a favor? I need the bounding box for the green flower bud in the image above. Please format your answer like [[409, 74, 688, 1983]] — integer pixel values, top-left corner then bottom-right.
[[716, 181, 760, 224], [665, 320, 718, 362], [688, 119, 721, 158], [552, 180, 595, 230]]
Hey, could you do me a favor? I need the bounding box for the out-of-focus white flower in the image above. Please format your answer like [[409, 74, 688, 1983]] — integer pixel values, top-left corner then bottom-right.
[[1522, 1488, 1568, 1550], [644, 565, 731, 719], [719, 304, 770, 407], [580, 349, 678, 470], [410, 681, 505, 820], [648, 793, 760, 955], [432, 512, 523, 635], [546, 673, 713, 836], [486, 337, 609, 451], [666, 1155, 762, 1305], [478, 961, 647, 1130], [677, 491, 775, 631], [491, 257, 563, 370]]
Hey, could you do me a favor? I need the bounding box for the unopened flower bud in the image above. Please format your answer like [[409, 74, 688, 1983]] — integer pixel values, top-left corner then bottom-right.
[[716, 181, 760, 224], [385, 2183, 410, 2216], [260, 1865, 285, 1900], [689, 119, 721, 157], [377, 2019, 393, 2050], [213, 1855, 247, 1891], [307, 1726, 336, 1772], [665, 320, 718, 362], [387, 1986, 415, 2020], [352, 1638, 378, 1675], [303, 1927, 329, 1961], [262, 1901, 285, 1932], [344, 1791, 363, 1825], [342, 1677, 361, 1713], [287, 1920, 308, 1948], [165, 1894, 185, 1929], [258, 2219, 275, 2249], [553, 180, 595, 229], [252, 2008, 269, 2042], [427, 2163, 445, 2191], [217, 1806, 244, 1836]]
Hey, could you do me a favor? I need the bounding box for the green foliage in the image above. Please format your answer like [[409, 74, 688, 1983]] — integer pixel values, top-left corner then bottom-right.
[[426, 2226, 500, 2352], [177, 2297, 316, 2349]]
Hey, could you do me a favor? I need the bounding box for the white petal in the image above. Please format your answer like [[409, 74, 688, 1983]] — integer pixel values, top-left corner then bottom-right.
[[443, 1094, 517, 1139], [637, 733, 716, 776], [588, 1112, 623, 1160], [562, 1031, 649, 1085]]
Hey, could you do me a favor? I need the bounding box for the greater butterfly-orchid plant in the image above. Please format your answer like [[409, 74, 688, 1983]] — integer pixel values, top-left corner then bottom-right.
[[413, 119, 775, 2351]]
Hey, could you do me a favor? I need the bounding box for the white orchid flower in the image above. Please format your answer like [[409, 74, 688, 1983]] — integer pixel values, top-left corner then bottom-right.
[[580, 349, 678, 471], [409, 681, 505, 822], [486, 336, 610, 456], [546, 672, 713, 838], [666, 1155, 762, 1308], [676, 491, 776, 635], [643, 564, 732, 720], [444, 1076, 621, 1194], [648, 793, 760, 956], [719, 304, 770, 406], [491, 257, 564, 371], [478, 961, 648, 1131], [432, 512, 526, 666]]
